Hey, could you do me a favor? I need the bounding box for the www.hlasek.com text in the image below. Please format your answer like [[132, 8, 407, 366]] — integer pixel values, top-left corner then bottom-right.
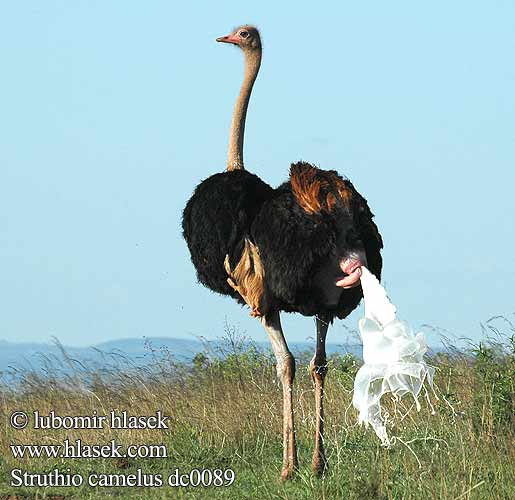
[[11, 439, 167, 460]]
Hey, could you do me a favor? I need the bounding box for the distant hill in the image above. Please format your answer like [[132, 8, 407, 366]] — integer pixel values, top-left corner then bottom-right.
[[0, 337, 363, 375]]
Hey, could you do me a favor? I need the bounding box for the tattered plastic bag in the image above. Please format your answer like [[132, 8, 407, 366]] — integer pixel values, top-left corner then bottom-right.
[[352, 267, 435, 446]]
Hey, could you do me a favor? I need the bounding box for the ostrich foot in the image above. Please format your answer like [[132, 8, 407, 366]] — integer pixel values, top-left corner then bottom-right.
[[311, 454, 328, 477], [280, 464, 296, 481]]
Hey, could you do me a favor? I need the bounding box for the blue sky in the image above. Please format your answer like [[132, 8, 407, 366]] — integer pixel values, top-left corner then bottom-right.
[[1, 1, 514, 347]]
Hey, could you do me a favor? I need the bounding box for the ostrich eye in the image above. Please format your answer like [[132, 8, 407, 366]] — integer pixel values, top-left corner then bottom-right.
[[239, 31, 249, 38]]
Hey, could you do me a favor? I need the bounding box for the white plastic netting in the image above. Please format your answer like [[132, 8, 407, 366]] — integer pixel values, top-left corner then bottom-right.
[[352, 267, 436, 446]]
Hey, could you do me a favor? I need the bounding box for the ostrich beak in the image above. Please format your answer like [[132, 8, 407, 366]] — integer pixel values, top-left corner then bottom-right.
[[216, 34, 240, 45]]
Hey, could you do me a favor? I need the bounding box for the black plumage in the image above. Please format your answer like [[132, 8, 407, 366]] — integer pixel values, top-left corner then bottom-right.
[[182, 161, 382, 321], [251, 162, 382, 319], [182, 169, 273, 301]]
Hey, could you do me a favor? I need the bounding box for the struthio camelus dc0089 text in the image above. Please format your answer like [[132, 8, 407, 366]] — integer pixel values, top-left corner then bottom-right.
[[182, 25, 383, 480]]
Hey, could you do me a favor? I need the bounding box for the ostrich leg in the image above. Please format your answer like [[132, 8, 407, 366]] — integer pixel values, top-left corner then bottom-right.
[[310, 314, 330, 475], [260, 311, 298, 480]]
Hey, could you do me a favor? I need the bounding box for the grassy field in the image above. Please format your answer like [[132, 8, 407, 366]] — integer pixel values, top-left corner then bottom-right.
[[1, 324, 514, 499]]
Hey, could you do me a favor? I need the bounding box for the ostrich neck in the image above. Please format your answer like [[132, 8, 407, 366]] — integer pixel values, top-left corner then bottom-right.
[[226, 50, 261, 171]]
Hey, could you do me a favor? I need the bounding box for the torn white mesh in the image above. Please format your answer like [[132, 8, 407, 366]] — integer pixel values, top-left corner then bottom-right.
[[352, 267, 435, 446]]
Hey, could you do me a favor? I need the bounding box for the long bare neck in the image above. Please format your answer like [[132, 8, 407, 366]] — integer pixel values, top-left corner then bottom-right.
[[226, 49, 261, 171]]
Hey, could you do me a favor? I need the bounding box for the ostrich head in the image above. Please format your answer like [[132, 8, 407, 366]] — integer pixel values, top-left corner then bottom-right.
[[216, 25, 262, 52]]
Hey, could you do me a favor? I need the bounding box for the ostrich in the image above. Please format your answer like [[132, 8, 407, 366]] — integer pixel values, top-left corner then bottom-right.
[[182, 26, 383, 480]]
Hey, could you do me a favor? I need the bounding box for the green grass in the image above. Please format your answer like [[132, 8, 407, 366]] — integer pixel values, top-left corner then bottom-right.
[[0, 326, 514, 499]]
